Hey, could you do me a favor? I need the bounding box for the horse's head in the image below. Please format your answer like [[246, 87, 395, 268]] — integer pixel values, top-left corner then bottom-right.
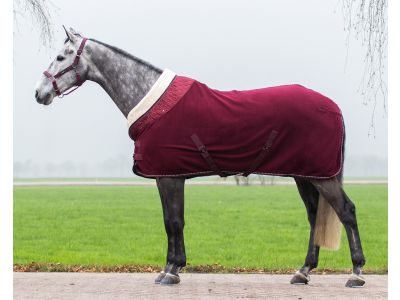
[[35, 27, 90, 105]]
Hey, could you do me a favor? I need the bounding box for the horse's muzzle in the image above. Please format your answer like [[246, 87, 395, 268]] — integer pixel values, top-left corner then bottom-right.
[[35, 90, 52, 105], [35, 90, 44, 104]]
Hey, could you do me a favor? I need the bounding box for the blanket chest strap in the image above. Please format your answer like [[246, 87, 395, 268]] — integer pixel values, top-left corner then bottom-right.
[[242, 130, 279, 177], [191, 134, 226, 177]]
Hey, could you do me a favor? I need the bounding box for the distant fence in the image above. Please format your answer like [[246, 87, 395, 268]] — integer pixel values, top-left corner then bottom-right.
[[14, 177, 387, 187]]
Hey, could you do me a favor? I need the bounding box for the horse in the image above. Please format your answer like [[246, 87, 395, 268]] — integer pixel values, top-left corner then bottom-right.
[[34, 27, 366, 288]]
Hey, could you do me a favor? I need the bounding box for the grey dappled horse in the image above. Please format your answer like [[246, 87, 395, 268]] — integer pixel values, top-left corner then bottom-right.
[[35, 28, 366, 287]]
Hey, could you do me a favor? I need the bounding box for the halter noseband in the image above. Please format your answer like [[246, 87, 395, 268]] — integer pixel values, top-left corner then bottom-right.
[[43, 37, 88, 97]]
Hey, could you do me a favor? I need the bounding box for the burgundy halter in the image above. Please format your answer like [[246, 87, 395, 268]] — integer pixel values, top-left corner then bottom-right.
[[43, 37, 88, 97]]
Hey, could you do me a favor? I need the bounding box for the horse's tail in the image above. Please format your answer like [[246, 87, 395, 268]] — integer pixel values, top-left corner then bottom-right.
[[314, 193, 342, 250], [314, 122, 345, 250]]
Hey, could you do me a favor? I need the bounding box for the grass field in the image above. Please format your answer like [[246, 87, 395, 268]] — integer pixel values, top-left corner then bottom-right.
[[13, 185, 387, 273]]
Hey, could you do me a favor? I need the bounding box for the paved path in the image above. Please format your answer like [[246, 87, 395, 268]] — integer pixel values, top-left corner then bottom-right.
[[14, 273, 387, 299]]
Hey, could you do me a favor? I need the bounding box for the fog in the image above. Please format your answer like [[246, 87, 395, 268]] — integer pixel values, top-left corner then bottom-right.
[[13, 0, 387, 178]]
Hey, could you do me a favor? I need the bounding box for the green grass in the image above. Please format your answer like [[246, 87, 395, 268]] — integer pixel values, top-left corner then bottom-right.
[[13, 185, 387, 272]]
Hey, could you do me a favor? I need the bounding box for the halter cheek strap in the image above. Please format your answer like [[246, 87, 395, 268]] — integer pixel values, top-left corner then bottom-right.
[[43, 37, 88, 97], [43, 70, 61, 96]]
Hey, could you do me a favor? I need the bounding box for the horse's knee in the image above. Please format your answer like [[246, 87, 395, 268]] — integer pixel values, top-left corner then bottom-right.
[[171, 218, 184, 234], [164, 217, 184, 234]]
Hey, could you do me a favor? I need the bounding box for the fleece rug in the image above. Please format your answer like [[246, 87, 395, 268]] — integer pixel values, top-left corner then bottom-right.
[[127, 70, 344, 179]]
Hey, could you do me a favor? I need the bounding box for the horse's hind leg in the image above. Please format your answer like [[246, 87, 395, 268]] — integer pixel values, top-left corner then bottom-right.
[[154, 177, 186, 285], [311, 178, 366, 288], [290, 178, 320, 285]]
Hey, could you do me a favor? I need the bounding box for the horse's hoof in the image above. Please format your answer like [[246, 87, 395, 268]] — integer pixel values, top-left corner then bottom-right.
[[154, 271, 166, 284], [290, 271, 310, 285], [345, 274, 365, 288], [160, 273, 180, 285]]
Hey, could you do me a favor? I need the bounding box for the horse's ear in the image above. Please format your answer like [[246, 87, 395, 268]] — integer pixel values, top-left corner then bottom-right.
[[69, 27, 80, 35], [62, 25, 77, 43]]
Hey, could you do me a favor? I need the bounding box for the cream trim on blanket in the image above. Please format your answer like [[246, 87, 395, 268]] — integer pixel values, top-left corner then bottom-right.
[[127, 69, 176, 127]]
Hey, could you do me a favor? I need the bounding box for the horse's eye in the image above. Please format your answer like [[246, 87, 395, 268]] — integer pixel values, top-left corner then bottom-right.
[[56, 55, 65, 61]]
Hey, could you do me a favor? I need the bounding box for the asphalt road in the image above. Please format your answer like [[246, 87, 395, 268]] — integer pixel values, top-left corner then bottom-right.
[[14, 273, 387, 300]]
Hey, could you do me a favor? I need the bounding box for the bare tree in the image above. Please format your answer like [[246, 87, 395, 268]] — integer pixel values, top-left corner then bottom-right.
[[341, 0, 388, 132], [14, 0, 55, 47]]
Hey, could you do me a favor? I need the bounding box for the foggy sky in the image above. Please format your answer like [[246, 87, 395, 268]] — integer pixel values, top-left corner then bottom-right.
[[13, 0, 387, 174]]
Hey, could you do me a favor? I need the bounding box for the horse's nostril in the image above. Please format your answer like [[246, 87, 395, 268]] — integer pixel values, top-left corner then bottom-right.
[[35, 90, 44, 104]]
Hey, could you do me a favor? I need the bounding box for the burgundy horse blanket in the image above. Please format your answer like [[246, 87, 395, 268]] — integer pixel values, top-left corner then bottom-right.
[[127, 70, 344, 179]]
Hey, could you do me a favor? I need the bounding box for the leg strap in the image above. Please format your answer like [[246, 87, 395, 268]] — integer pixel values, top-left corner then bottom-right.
[[191, 133, 225, 177], [242, 130, 278, 177]]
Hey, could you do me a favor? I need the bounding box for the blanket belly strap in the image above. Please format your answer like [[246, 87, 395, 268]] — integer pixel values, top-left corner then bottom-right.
[[242, 130, 279, 177], [190, 134, 226, 177]]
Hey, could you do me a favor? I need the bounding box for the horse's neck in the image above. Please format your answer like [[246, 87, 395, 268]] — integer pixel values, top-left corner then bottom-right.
[[86, 40, 162, 117]]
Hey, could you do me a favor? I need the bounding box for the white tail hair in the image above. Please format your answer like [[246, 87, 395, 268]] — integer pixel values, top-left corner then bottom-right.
[[314, 194, 342, 250]]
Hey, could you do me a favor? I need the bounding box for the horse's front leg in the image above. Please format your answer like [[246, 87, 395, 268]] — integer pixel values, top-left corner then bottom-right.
[[154, 177, 186, 285]]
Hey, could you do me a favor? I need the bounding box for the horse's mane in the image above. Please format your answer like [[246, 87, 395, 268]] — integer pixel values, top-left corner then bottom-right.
[[88, 38, 163, 73], [63, 34, 162, 73]]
